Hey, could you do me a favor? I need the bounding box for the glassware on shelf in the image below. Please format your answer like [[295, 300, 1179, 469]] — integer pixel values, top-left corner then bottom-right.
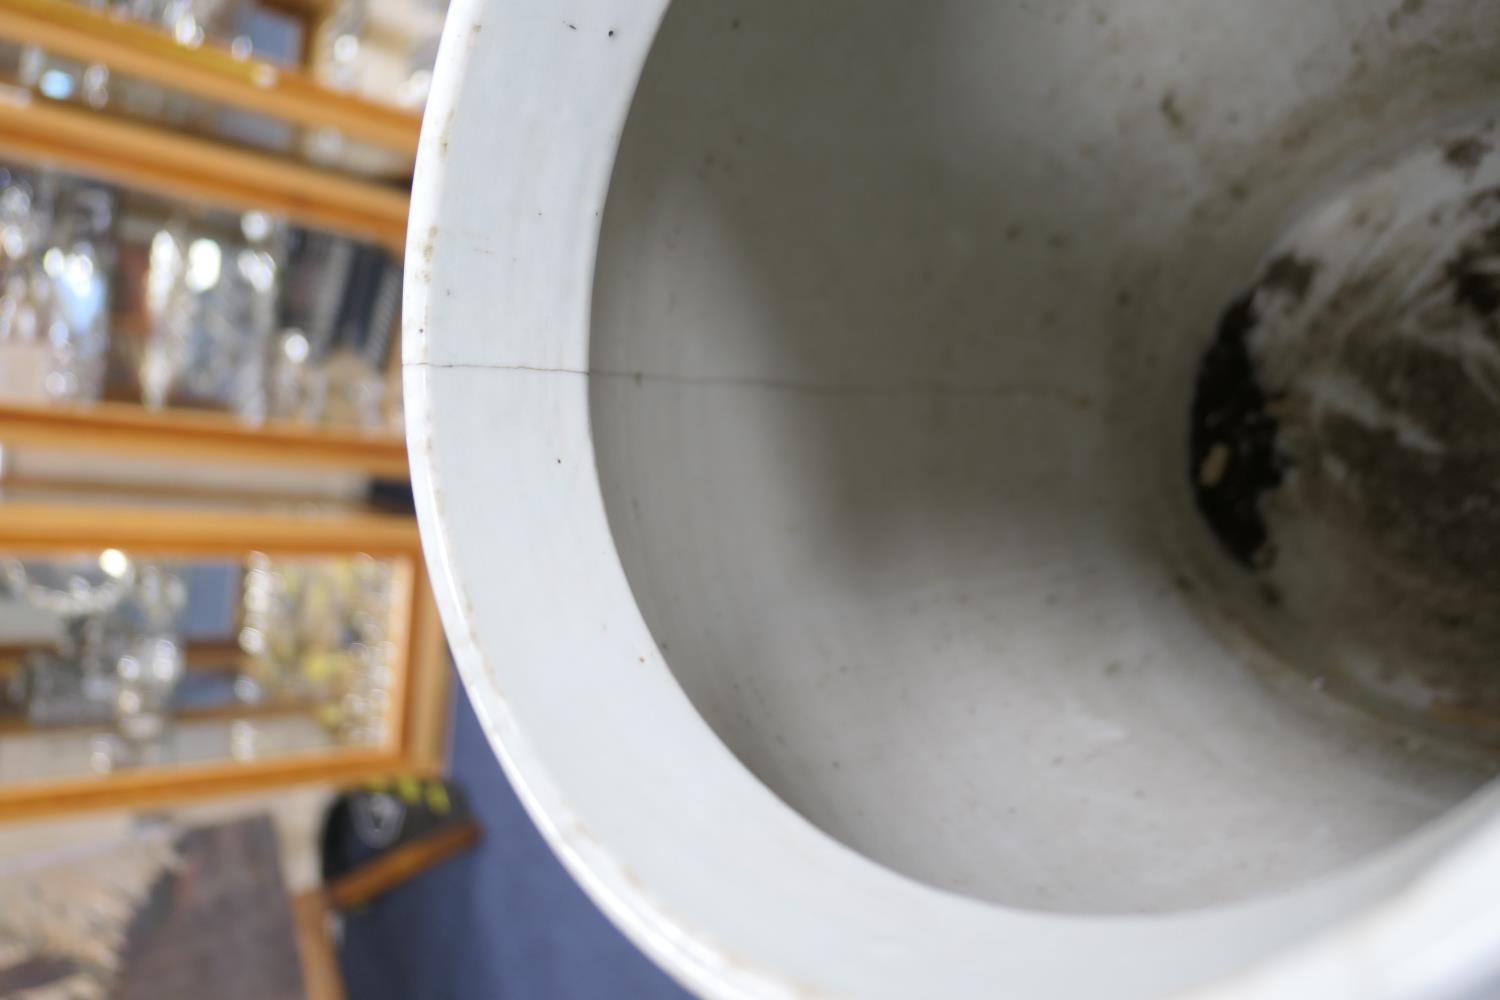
[[0, 170, 115, 404], [312, 0, 366, 95], [2, 552, 186, 751], [264, 228, 343, 423], [5, 0, 232, 125], [320, 347, 386, 429], [117, 0, 239, 49], [139, 211, 284, 420], [304, 0, 443, 173], [138, 220, 193, 409], [270, 234, 400, 430], [0, 161, 405, 425], [322, 243, 399, 429], [45, 183, 115, 401], [0, 0, 307, 164], [0, 172, 51, 401], [0, 550, 134, 618], [311, 0, 446, 110], [265, 326, 323, 422], [0, 543, 419, 791], [106, 632, 183, 751], [238, 553, 395, 746], [110, 561, 188, 747], [18, 47, 109, 108]]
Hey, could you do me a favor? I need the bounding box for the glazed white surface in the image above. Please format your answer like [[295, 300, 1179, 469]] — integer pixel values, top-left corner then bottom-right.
[[407, 0, 1500, 995]]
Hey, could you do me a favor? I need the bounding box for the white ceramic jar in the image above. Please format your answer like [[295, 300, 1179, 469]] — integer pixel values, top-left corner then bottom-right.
[[406, 1, 1500, 996]]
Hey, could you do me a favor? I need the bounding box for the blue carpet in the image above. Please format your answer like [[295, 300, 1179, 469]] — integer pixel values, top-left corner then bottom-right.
[[338, 674, 694, 1000]]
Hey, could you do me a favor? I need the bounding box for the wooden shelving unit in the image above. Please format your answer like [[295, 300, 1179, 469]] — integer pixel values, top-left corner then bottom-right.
[[0, 399, 410, 478], [0, 496, 422, 555], [0, 697, 337, 736], [0, 3, 449, 819], [0, 91, 410, 252], [0, 497, 449, 818], [0, 0, 417, 479], [0, 0, 421, 152], [0, 0, 416, 251]]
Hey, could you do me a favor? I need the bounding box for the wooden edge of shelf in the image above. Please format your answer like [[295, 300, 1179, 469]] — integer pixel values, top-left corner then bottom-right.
[[397, 561, 449, 772], [0, 92, 408, 252], [0, 399, 410, 479], [0, 500, 423, 556], [0, 746, 415, 820], [0, 0, 420, 154]]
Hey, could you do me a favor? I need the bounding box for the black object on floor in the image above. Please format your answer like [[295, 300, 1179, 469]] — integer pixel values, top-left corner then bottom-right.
[[322, 777, 481, 913], [322, 777, 473, 885]]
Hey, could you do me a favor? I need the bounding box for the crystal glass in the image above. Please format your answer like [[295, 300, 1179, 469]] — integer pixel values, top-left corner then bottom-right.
[[238, 553, 395, 746], [0, 171, 114, 404], [139, 214, 284, 418]]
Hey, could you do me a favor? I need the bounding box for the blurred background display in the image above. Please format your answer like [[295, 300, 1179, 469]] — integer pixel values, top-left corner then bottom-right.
[[0, 549, 403, 785], [0, 165, 403, 431], [0, 0, 575, 996]]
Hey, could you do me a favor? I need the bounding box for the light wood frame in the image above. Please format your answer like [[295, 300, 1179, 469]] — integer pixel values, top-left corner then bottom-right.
[[0, 399, 410, 479], [0, 91, 409, 252]]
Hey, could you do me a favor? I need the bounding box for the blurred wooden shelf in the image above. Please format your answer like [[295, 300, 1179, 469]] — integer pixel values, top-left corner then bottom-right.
[[0, 1, 450, 823], [0, 492, 421, 556], [0, 0, 421, 154], [0, 89, 409, 251], [0, 745, 403, 818], [0, 697, 335, 737], [0, 638, 249, 679], [0, 399, 409, 479]]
